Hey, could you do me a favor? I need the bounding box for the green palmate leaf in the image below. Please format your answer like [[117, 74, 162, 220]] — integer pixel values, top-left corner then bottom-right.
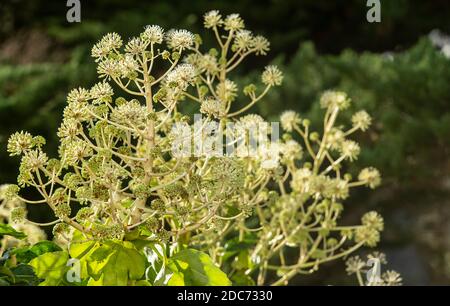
[[68, 230, 97, 258], [90, 241, 146, 286], [0, 223, 26, 239], [10, 264, 39, 285], [13, 241, 62, 263], [29, 251, 69, 286], [0, 277, 10, 286], [0, 266, 15, 281], [68, 230, 97, 279], [167, 249, 231, 286], [69, 232, 147, 286]]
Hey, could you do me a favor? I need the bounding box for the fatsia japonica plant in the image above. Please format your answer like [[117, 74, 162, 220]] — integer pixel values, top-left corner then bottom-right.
[[0, 10, 401, 286]]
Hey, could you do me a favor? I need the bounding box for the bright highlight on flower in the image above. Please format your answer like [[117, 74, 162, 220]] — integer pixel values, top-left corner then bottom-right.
[[224, 14, 245, 31], [166, 29, 195, 50], [204, 10, 223, 28], [280, 110, 301, 132], [261, 65, 283, 86], [142, 25, 164, 44], [320, 90, 350, 110], [7, 131, 34, 156], [91, 32, 123, 61]]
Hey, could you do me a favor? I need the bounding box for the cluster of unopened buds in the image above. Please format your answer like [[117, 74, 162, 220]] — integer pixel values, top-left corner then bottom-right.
[[4, 10, 400, 285]]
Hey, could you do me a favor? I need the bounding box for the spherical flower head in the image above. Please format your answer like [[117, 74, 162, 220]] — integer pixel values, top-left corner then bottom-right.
[[111, 100, 147, 126], [216, 79, 238, 102], [291, 168, 312, 193], [200, 97, 226, 119], [7, 131, 34, 156], [75, 186, 92, 204], [64, 103, 90, 123], [204, 10, 223, 28], [91, 32, 123, 60], [309, 175, 333, 198], [258, 143, 281, 170], [326, 128, 345, 150], [3, 184, 20, 201], [166, 29, 194, 50], [355, 226, 380, 247], [382, 270, 402, 286], [54, 202, 71, 219], [131, 183, 152, 199], [232, 30, 253, 52], [320, 90, 350, 110], [209, 158, 245, 191], [21, 150, 48, 171], [224, 14, 245, 31], [339, 140, 360, 161], [52, 222, 70, 236], [90, 82, 114, 104], [166, 64, 196, 90], [118, 54, 140, 79], [261, 65, 283, 86], [252, 35, 270, 55], [10, 206, 26, 224], [362, 211, 384, 232], [157, 229, 171, 242], [67, 87, 90, 104], [125, 37, 146, 55], [61, 140, 93, 166], [352, 110, 372, 131], [97, 58, 121, 80], [57, 118, 82, 140], [163, 182, 188, 199], [151, 199, 165, 211], [236, 114, 267, 135], [327, 178, 349, 199], [199, 54, 219, 74], [358, 167, 381, 189], [280, 110, 301, 132], [92, 223, 124, 240], [142, 25, 164, 44], [345, 256, 366, 275], [280, 140, 303, 162]]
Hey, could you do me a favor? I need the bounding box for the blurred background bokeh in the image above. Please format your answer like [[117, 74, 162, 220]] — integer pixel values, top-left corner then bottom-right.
[[1, 0, 449, 285]]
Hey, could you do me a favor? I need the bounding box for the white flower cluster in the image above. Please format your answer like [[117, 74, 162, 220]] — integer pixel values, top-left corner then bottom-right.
[[358, 167, 381, 188], [261, 65, 283, 86], [320, 90, 350, 110], [91, 32, 123, 61], [165, 64, 196, 90], [166, 29, 195, 50], [280, 111, 301, 132], [232, 30, 270, 55], [352, 110, 372, 131], [200, 97, 226, 118], [203, 10, 223, 28], [142, 25, 164, 44]]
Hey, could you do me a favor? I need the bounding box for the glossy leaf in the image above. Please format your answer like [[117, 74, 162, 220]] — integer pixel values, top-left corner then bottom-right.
[[167, 249, 231, 286], [29, 251, 69, 286], [0, 223, 26, 239], [12, 241, 62, 263]]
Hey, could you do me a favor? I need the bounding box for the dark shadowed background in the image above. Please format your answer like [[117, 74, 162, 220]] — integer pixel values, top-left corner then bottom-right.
[[1, 0, 450, 285]]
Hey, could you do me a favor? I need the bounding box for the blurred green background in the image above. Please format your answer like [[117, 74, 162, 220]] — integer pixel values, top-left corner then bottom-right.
[[1, 0, 450, 285]]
